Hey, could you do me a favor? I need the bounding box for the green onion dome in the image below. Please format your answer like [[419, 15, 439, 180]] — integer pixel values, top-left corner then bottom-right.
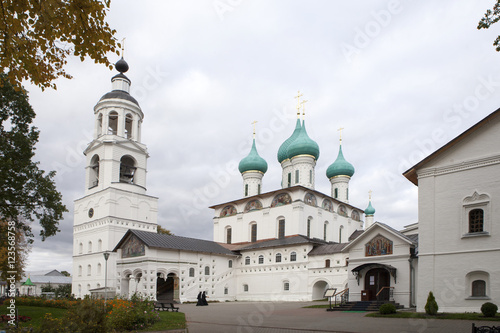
[[239, 139, 268, 174], [365, 201, 376, 216], [326, 145, 354, 178], [277, 118, 302, 163], [286, 121, 320, 161]]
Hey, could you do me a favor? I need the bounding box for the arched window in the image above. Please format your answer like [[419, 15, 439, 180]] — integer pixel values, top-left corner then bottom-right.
[[87, 264, 91, 276], [334, 188, 338, 198], [90, 155, 100, 188], [276, 253, 282, 263], [125, 113, 133, 139], [258, 255, 264, 264], [78, 265, 82, 276], [108, 111, 118, 135], [189, 268, 195, 277], [325, 259, 331, 268], [307, 218, 311, 238], [287, 173, 291, 187], [228, 260, 233, 268], [97, 113, 103, 136], [295, 169, 299, 184], [290, 251, 297, 262], [119, 156, 136, 184], [245, 256, 250, 265], [88, 241, 92, 253], [283, 281, 290, 291], [79, 242, 83, 254], [98, 239, 102, 252], [97, 263, 102, 275], [245, 184, 249, 197], [226, 227, 232, 244], [339, 225, 344, 243], [251, 223, 257, 243], [204, 266, 210, 275], [278, 219, 285, 239], [472, 280, 486, 297], [243, 284, 249, 292], [323, 222, 328, 241], [469, 209, 484, 233], [224, 287, 229, 295]]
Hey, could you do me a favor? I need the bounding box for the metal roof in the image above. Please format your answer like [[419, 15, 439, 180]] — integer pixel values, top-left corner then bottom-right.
[[114, 230, 238, 256], [308, 242, 347, 255]]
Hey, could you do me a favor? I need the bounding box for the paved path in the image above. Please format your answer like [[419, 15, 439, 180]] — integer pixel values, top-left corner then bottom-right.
[[174, 301, 496, 333]]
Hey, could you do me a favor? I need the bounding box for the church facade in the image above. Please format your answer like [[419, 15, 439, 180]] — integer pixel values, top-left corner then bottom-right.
[[72, 60, 499, 312]]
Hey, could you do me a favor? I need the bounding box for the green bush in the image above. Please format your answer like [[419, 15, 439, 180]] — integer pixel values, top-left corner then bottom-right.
[[379, 303, 397, 314], [481, 302, 498, 317], [424, 291, 439, 315], [64, 298, 108, 333], [106, 294, 160, 332]]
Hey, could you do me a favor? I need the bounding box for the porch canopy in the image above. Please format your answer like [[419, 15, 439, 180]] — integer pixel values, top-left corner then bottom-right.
[[351, 263, 397, 283]]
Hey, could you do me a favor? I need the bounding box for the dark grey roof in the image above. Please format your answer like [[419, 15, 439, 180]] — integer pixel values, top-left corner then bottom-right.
[[236, 235, 327, 251], [114, 230, 238, 256], [99, 90, 139, 106], [308, 242, 347, 255], [348, 229, 364, 241]]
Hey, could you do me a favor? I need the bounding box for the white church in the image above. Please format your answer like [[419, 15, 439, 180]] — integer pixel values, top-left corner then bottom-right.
[[72, 59, 499, 313]]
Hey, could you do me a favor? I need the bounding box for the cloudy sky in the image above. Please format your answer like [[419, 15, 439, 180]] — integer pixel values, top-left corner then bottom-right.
[[23, 0, 500, 274]]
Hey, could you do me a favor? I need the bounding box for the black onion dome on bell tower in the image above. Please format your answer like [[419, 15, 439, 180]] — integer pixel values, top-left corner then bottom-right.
[[98, 57, 139, 106]]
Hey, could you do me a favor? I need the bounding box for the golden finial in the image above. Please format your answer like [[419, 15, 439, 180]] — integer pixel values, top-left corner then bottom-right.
[[368, 190, 373, 200], [251, 120, 258, 139], [294, 90, 303, 118], [338, 127, 344, 144], [121, 37, 126, 57], [301, 100, 308, 120]]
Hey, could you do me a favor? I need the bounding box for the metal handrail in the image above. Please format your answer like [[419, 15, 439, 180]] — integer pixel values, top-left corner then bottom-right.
[[375, 286, 393, 297]]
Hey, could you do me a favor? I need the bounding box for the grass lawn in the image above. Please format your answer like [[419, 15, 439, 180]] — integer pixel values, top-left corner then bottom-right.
[[0, 304, 186, 332], [366, 311, 500, 321]]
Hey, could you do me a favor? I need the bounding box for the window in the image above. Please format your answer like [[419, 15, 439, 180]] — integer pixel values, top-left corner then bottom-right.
[[108, 111, 118, 135], [309, 170, 312, 184], [228, 260, 233, 268], [245, 256, 250, 265], [307, 218, 311, 238], [78, 265, 82, 277], [125, 114, 133, 139], [97, 113, 103, 136], [204, 266, 210, 275], [472, 280, 486, 297], [226, 227, 232, 244], [284, 281, 290, 291], [278, 220, 285, 239], [98, 239, 102, 252], [224, 287, 228, 295], [323, 222, 328, 241], [287, 173, 291, 187], [189, 268, 195, 277], [119, 156, 136, 184], [258, 184, 261, 195], [79, 242, 83, 254], [334, 188, 338, 198], [295, 170, 299, 184], [90, 155, 100, 188], [88, 241, 92, 253], [97, 263, 102, 275], [258, 255, 264, 264], [290, 252, 297, 262], [87, 264, 91, 276], [251, 224, 257, 243], [245, 184, 248, 197], [276, 253, 282, 263], [243, 284, 249, 292], [469, 209, 484, 233], [325, 259, 330, 268], [339, 226, 344, 243]]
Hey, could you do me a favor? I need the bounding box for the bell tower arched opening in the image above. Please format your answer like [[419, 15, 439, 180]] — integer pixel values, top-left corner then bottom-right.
[[119, 155, 136, 184]]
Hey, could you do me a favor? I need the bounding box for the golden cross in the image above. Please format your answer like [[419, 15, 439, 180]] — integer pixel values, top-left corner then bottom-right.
[[338, 127, 344, 143], [301, 100, 308, 119], [251, 120, 258, 138], [121, 37, 126, 57], [294, 90, 303, 117], [368, 190, 373, 200]]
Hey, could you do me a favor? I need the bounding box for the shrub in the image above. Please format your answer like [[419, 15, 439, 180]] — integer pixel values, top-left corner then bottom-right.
[[379, 303, 397, 314], [424, 291, 439, 315], [65, 298, 108, 333], [481, 302, 498, 317], [106, 294, 160, 331]]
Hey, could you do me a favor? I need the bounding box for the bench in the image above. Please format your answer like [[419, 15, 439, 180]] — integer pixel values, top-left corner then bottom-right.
[[472, 323, 500, 333], [154, 302, 179, 312]]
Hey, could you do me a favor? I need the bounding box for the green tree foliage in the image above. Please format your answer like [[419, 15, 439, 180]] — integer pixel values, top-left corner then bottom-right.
[[481, 302, 498, 317], [424, 291, 439, 315], [157, 225, 173, 235], [478, 1, 500, 51], [0, 0, 119, 90], [0, 75, 67, 245]]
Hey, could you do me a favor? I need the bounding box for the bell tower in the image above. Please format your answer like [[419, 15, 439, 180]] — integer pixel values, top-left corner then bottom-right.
[[72, 58, 159, 298]]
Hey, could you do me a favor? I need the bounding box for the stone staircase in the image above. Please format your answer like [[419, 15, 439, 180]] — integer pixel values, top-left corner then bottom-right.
[[328, 300, 403, 312]]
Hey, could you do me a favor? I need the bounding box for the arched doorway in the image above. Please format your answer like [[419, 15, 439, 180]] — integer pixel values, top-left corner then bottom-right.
[[364, 268, 390, 301], [312, 280, 329, 300], [156, 273, 179, 302]]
